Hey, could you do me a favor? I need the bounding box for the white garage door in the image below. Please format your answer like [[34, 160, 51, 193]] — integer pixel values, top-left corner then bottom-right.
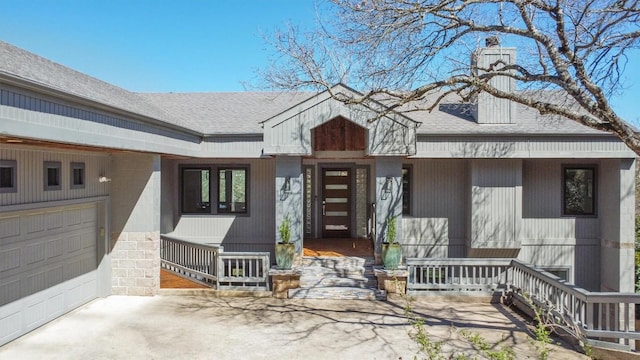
[[0, 202, 101, 346]]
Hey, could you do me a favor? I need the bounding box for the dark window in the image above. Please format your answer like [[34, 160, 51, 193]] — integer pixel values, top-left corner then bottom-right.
[[217, 168, 247, 214], [0, 160, 17, 193], [182, 168, 211, 213], [71, 162, 85, 189], [44, 161, 61, 191], [563, 166, 596, 215], [402, 166, 411, 215], [181, 166, 248, 215]]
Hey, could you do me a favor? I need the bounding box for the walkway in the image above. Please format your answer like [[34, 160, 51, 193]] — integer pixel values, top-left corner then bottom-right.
[[0, 295, 587, 359]]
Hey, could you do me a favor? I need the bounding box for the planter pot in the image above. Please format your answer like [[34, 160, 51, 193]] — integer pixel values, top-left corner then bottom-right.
[[382, 242, 402, 270], [275, 243, 296, 270]]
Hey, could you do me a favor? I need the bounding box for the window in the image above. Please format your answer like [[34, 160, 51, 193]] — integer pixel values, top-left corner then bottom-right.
[[563, 166, 596, 215], [182, 168, 211, 213], [181, 166, 248, 214], [402, 166, 411, 215], [70, 162, 85, 189], [44, 161, 61, 191], [0, 160, 17, 193], [217, 168, 247, 213], [543, 267, 570, 282]]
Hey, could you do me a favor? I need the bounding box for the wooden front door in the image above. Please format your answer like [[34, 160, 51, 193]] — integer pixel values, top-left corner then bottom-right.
[[322, 168, 352, 238]]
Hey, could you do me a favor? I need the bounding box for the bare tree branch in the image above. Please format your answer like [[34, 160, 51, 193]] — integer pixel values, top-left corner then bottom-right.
[[261, 0, 640, 154]]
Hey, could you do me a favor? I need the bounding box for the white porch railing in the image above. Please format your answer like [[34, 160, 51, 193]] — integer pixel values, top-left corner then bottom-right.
[[406, 257, 640, 350], [406, 258, 512, 294], [160, 235, 219, 286], [510, 259, 640, 348], [160, 235, 270, 291], [217, 252, 270, 291]]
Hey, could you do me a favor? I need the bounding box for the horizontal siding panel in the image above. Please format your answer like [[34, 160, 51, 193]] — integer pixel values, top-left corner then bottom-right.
[[200, 139, 265, 158], [415, 136, 634, 158], [0, 88, 196, 143]]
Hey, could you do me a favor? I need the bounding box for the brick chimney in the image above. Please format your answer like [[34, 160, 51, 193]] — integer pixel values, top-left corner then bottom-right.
[[471, 37, 517, 124]]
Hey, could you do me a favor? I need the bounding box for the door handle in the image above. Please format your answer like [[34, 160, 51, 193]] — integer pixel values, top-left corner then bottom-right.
[[322, 200, 326, 215]]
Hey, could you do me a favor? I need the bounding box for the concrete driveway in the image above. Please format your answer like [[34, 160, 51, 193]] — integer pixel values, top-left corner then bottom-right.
[[0, 293, 587, 359]]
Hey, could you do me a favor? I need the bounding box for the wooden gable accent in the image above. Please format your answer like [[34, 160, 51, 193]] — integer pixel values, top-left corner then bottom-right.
[[312, 116, 366, 152]]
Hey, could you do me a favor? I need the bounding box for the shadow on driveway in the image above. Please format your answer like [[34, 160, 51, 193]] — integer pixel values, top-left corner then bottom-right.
[[0, 295, 588, 359]]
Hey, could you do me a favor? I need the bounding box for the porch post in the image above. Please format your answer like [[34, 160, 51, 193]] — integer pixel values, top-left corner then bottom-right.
[[275, 156, 303, 254], [599, 158, 636, 293], [110, 153, 161, 296], [374, 157, 403, 263]]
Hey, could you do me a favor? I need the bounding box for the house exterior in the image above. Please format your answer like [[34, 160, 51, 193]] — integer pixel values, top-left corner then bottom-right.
[[0, 40, 636, 345]]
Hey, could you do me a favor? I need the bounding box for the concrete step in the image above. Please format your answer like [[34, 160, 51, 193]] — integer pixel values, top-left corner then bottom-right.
[[300, 256, 366, 268], [300, 265, 367, 277], [299, 275, 376, 288], [288, 287, 386, 300], [290, 255, 384, 300]]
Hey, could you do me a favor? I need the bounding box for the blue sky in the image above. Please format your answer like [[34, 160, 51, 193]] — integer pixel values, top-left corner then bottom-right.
[[1, 0, 638, 123]]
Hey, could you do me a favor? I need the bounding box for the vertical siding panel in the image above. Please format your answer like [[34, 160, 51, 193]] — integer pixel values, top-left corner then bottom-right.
[[0, 145, 110, 207], [469, 159, 520, 249], [402, 159, 466, 257], [171, 159, 276, 247]]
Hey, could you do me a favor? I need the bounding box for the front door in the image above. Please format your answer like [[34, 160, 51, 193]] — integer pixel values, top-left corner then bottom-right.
[[322, 168, 352, 238]]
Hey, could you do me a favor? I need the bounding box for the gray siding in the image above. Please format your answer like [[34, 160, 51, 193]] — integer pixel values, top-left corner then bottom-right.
[[262, 94, 416, 156], [471, 47, 516, 124], [0, 86, 196, 142], [402, 159, 467, 258], [160, 159, 177, 234], [469, 159, 521, 253], [0, 145, 110, 207], [598, 159, 636, 292], [168, 159, 276, 250], [0, 85, 201, 157], [520, 159, 602, 290], [415, 136, 634, 158], [201, 137, 265, 158]]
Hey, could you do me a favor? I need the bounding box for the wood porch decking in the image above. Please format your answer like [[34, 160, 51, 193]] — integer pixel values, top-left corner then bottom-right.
[[161, 238, 374, 289], [302, 238, 374, 257]]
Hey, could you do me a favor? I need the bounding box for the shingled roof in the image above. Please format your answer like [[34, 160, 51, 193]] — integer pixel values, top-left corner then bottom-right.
[[0, 40, 607, 137], [136, 92, 312, 134]]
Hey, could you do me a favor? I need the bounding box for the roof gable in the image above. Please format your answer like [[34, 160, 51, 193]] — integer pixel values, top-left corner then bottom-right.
[[261, 84, 420, 156]]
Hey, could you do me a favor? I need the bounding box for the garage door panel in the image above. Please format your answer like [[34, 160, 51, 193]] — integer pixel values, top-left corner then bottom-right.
[[0, 278, 20, 305], [81, 207, 97, 224], [25, 242, 46, 265], [45, 212, 64, 230], [64, 209, 83, 227], [25, 213, 46, 234], [25, 300, 47, 328], [0, 202, 101, 346], [0, 308, 20, 342], [0, 216, 20, 244], [66, 234, 83, 253], [47, 293, 64, 319], [46, 238, 64, 259], [0, 247, 20, 272]]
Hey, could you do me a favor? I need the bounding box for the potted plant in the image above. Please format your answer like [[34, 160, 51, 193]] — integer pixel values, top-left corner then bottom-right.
[[382, 216, 402, 269], [275, 214, 295, 269]]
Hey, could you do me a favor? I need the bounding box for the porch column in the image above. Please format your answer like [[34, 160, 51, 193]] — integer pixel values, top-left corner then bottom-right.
[[599, 158, 636, 293], [275, 156, 303, 254], [110, 153, 161, 296], [374, 157, 403, 263]]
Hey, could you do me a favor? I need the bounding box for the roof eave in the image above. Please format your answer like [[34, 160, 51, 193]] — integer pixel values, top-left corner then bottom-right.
[[0, 72, 204, 138]]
